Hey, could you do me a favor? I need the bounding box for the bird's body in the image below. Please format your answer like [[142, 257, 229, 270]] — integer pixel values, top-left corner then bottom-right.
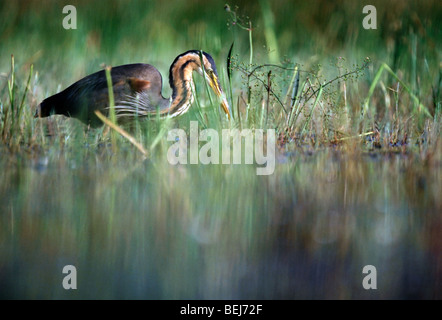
[[36, 50, 230, 127]]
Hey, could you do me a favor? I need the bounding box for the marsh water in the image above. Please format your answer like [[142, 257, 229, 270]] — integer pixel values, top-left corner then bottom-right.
[[1, 145, 440, 299]]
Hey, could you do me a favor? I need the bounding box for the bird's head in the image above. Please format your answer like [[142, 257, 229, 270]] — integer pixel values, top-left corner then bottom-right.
[[169, 50, 231, 119]]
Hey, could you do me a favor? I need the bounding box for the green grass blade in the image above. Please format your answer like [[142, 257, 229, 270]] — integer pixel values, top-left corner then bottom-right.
[[301, 84, 323, 135], [259, 0, 280, 64], [363, 63, 432, 119], [227, 42, 235, 119], [105, 66, 118, 153]]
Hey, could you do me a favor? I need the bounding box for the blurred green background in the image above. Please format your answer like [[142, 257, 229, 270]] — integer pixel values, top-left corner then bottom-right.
[[1, 0, 440, 95], [0, 0, 441, 299]]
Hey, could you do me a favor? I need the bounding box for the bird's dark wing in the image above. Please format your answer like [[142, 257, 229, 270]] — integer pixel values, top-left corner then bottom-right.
[[38, 64, 164, 127]]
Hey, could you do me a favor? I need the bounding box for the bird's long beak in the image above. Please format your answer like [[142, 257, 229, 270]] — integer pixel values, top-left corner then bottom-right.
[[206, 71, 231, 119]]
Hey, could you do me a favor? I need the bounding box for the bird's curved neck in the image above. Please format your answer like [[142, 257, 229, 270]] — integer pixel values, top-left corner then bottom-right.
[[166, 55, 199, 116]]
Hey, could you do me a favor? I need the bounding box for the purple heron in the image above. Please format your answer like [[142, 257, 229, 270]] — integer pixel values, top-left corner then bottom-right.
[[35, 50, 231, 127]]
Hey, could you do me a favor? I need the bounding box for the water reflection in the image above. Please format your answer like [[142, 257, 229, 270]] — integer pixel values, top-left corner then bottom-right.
[[0, 149, 440, 299]]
